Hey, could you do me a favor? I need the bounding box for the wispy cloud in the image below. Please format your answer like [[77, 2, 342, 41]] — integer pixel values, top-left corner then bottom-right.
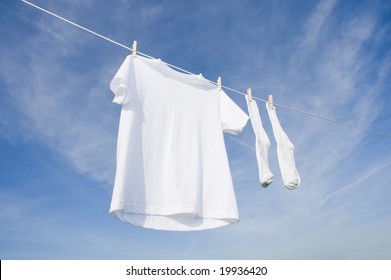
[[0, 12, 119, 184], [300, 0, 338, 48]]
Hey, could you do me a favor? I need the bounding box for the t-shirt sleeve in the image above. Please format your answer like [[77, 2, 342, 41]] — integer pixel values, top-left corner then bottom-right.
[[219, 90, 249, 135], [110, 55, 134, 106]]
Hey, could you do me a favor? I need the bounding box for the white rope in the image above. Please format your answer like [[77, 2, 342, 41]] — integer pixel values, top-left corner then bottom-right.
[[21, 0, 391, 138], [272, 102, 391, 137]]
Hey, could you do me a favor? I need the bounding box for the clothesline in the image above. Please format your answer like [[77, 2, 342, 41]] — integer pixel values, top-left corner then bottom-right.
[[21, 0, 391, 138]]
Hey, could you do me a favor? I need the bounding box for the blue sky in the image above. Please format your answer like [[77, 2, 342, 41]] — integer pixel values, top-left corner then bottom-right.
[[1, 0, 391, 259]]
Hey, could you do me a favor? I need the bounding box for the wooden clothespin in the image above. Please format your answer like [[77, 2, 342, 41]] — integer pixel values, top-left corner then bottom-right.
[[268, 94, 274, 110], [247, 88, 252, 102], [217, 77, 222, 91], [132, 40, 137, 58]]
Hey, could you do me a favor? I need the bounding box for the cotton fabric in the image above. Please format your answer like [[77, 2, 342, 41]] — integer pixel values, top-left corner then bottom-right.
[[266, 103, 300, 190], [109, 55, 248, 231], [245, 97, 274, 187]]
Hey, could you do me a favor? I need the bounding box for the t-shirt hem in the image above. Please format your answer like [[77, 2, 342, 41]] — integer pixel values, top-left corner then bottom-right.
[[109, 202, 239, 231]]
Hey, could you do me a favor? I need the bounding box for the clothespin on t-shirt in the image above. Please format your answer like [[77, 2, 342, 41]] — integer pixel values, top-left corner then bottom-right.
[[217, 77, 222, 91], [132, 40, 137, 58], [268, 94, 274, 110], [247, 88, 252, 102]]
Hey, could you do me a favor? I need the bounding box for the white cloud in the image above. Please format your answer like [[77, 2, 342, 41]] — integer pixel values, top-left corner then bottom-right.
[[0, 14, 119, 184], [0, 193, 25, 220], [300, 0, 338, 48], [285, 13, 381, 168]]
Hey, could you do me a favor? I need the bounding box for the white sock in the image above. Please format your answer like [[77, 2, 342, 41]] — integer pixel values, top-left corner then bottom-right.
[[246, 96, 274, 187], [266, 103, 300, 190]]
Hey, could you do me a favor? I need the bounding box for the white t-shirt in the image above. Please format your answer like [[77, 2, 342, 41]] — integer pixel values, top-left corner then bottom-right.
[[109, 55, 248, 231]]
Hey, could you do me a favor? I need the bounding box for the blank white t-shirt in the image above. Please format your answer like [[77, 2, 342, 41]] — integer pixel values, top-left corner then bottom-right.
[[109, 55, 248, 231]]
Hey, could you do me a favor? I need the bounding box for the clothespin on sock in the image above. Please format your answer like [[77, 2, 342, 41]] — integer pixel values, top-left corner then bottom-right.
[[268, 94, 274, 110], [217, 77, 222, 91], [247, 88, 252, 102], [132, 40, 137, 58]]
